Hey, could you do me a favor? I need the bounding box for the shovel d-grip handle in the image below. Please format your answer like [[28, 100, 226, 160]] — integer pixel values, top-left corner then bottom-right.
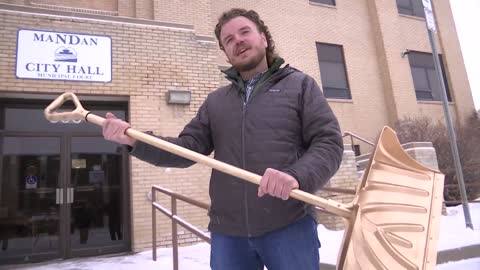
[[45, 92, 352, 218], [44, 92, 106, 126]]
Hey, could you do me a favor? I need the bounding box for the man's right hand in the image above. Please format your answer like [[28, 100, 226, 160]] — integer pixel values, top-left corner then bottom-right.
[[102, 112, 137, 146]]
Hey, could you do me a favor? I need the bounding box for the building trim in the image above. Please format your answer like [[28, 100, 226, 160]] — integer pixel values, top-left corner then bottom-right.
[[0, 3, 194, 32], [326, 98, 354, 104], [398, 13, 426, 22], [0, 91, 129, 102], [195, 35, 216, 43], [418, 100, 455, 106], [30, 1, 119, 16]]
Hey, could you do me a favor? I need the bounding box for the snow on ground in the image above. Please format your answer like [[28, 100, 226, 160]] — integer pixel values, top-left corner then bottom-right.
[[438, 203, 480, 250], [3, 203, 479, 270]]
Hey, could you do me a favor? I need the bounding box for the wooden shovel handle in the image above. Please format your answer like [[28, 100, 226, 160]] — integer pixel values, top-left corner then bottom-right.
[[45, 92, 352, 218]]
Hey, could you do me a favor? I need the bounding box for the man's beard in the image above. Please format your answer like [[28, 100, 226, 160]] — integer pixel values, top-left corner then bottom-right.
[[232, 48, 266, 72]]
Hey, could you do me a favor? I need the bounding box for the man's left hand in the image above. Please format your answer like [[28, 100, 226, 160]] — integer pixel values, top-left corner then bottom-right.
[[258, 168, 299, 200]]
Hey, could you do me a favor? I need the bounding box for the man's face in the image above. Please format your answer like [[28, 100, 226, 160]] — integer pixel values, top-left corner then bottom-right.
[[219, 16, 268, 72]]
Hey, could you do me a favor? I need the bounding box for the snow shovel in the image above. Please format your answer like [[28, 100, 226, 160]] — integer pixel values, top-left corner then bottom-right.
[[45, 92, 445, 270]]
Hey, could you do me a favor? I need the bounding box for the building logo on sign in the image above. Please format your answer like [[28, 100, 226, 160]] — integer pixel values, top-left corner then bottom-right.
[[16, 29, 112, 82], [55, 47, 78, 62]]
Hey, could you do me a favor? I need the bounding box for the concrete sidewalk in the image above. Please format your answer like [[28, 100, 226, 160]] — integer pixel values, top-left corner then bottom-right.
[[2, 245, 479, 270]]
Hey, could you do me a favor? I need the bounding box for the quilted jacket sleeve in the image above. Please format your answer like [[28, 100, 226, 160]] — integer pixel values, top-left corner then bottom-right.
[[283, 75, 344, 193]]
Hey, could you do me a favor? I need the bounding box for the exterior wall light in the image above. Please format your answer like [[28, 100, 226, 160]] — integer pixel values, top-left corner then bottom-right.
[[401, 49, 411, 58], [167, 90, 191, 105]]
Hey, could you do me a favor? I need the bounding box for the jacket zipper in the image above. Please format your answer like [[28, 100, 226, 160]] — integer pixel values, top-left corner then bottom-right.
[[242, 95, 251, 237], [237, 76, 270, 237]]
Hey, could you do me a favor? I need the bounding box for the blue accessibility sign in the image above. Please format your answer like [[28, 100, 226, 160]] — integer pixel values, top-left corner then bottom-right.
[[26, 175, 38, 185]]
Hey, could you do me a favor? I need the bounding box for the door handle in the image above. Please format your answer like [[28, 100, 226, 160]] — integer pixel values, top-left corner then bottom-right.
[[55, 188, 74, 204], [66, 187, 70, 204], [56, 188, 63, 204], [67, 187, 75, 204]]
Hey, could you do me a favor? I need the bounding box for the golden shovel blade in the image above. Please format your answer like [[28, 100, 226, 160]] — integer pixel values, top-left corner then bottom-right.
[[337, 127, 445, 270]]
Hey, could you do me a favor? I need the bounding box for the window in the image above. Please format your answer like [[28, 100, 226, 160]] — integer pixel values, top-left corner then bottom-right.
[[310, 0, 336, 6], [407, 51, 452, 102], [316, 43, 351, 99], [396, 0, 425, 18]]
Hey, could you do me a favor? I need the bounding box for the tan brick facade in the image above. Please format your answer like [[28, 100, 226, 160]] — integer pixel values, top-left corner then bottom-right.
[[0, 0, 475, 254], [316, 145, 357, 230], [0, 3, 217, 252], [210, 0, 475, 150]]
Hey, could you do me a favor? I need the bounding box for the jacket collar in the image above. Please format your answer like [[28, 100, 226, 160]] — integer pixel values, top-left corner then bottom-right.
[[222, 58, 286, 88]]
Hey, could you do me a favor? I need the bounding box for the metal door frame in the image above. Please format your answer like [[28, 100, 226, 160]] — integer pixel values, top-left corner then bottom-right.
[[0, 94, 131, 263]]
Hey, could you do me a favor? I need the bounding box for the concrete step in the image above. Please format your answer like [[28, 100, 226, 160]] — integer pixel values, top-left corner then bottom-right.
[[436, 244, 480, 264], [355, 152, 371, 172]]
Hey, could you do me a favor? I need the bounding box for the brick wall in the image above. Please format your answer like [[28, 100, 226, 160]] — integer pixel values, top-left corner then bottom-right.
[[1, 0, 474, 147], [0, 7, 218, 252], [210, 0, 475, 146], [118, 0, 134, 17], [135, 0, 152, 20], [30, 0, 118, 12], [3, 0, 121, 15], [1, 0, 24, 5], [211, 0, 389, 144], [316, 145, 357, 230], [153, 0, 212, 36], [157, 231, 207, 248]]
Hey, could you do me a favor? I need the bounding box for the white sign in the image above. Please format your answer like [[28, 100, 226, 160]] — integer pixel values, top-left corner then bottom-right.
[[16, 29, 112, 82], [422, 0, 436, 32]]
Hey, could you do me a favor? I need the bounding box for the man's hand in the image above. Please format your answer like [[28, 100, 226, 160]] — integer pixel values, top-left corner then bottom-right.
[[258, 168, 299, 200], [102, 112, 136, 146]]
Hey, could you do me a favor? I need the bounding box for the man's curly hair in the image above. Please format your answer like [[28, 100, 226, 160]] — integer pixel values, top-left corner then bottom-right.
[[214, 8, 278, 67]]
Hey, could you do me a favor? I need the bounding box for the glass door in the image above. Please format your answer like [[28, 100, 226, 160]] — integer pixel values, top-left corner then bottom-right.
[[0, 136, 63, 263], [68, 136, 128, 257], [0, 97, 130, 265]]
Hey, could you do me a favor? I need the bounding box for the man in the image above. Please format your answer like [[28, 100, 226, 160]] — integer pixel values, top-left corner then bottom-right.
[[103, 8, 343, 270]]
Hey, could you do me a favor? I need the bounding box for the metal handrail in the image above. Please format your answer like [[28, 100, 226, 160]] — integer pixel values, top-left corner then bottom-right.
[[150, 185, 356, 270], [151, 185, 210, 270], [343, 131, 374, 146], [321, 187, 356, 195]]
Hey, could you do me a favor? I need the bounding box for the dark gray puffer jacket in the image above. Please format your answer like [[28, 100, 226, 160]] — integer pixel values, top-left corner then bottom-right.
[[131, 58, 344, 237]]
